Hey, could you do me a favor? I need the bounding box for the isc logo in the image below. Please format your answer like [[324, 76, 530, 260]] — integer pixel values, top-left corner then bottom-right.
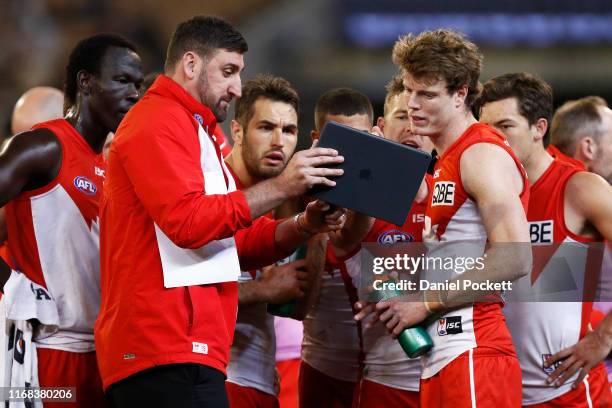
[[432, 182, 455, 206], [437, 316, 462, 336], [529, 220, 553, 244], [74, 176, 97, 195], [378, 229, 413, 246]]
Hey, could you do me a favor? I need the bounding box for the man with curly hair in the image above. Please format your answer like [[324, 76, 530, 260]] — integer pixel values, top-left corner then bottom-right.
[[357, 29, 532, 407]]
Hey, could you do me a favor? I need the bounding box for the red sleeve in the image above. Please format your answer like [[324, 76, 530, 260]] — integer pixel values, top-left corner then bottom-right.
[[117, 106, 252, 249], [235, 217, 293, 271]]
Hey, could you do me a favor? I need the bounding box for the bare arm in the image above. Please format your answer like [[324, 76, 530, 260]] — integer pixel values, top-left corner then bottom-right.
[[565, 171, 612, 241], [292, 233, 329, 320], [328, 211, 374, 259], [358, 143, 532, 334], [0, 129, 62, 206], [272, 200, 345, 253], [545, 312, 612, 388], [540, 173, 612, 387], [423, 143, 531, 310], [236, 234, 328, 319], [237, 260, 308, 306], [243, 146, 344, 219]]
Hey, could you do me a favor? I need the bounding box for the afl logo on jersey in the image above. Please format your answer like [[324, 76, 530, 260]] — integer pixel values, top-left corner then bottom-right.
[[378, 230, 413, 246], [74, 176, 97, 195]]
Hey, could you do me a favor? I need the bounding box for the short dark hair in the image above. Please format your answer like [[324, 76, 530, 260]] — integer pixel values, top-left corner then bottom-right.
[[393, 29, 483, 108], [383, 75, 405, 116], [164, 15, 248, 72], [551, 96, 608, 155], [475, 72, 553, 146], [64, 33, 137, 110], [234, 74, 299, 128], [314, 88, 373, 131]]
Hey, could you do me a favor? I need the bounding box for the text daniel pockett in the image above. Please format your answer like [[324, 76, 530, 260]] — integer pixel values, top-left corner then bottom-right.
[[372, 279, 513, 292]]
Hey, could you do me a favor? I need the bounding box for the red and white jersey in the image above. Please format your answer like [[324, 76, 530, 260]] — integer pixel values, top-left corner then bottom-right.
[[355, 182, 430, 392], [305, 176, 431, 389], [422, 123, 528, 378], [301, 245, 362, 382], [4, 119, 104, 352], [225, 166, 279, 396], [227, 247, 306, 396], [226, 269, 278, 396], [546, 144, 586, 170], [503, 159, 604, 405]]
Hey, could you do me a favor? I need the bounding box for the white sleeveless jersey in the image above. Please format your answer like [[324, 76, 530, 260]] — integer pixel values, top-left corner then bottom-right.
[[302, 260, 361, 382], [226, 269, 278, 396], [4, 119, 105, 352], [422, 124, 528, 379], [504, 159, 602, 405]]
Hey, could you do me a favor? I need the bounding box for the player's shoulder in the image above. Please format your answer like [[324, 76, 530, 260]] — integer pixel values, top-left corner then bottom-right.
[[4, 126, 61, 154], [0, 126, 63, 184], [466, 122, 506, 140], [461, 140, 513, 164], [452, 123, 510, 161], [565, 170, 610, 201]]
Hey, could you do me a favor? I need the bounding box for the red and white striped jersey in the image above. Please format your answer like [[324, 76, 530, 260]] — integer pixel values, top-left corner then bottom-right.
[[504, 159, 606, 405], [357, 179, 431, 392], [4, 118, 105, 351], [422, 123, 529, 378], [304, 176, 431, 388], [301, 245, 362, 382], [225, 168, 278, 397]]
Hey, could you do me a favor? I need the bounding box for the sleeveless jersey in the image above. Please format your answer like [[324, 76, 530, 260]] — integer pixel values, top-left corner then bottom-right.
[[504, 159, 603, 405], [422, 123, 529, 378], [355, 177, 431, 391], [4, 119, 104, 351], [301, 247, 362, 382], [302, 177, 439, 384], [224, 167, 279, 396], [226, 269, 278, 396], [546, 144, 586, 170]]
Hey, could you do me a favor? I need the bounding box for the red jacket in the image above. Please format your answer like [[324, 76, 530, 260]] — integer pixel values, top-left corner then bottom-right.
[[95, 75, 290, 389]]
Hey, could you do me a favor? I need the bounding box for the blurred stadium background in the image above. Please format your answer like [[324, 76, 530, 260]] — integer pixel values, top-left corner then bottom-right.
[[2, 0, 612, 147]]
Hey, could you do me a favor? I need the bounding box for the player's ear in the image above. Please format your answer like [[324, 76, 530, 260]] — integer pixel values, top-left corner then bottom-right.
[[376, 116, 385, 131], [77, 70, 93, 96], [533, 118, 548, 143], [579, 136, 597, 161], [230, 120, 244, 146], [454, 84, 468, 108], [310, 130, 320, 141], [181, 51, 199, 81]]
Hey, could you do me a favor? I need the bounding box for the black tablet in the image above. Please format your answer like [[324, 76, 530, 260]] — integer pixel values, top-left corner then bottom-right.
[[309, 121, 432, 225]]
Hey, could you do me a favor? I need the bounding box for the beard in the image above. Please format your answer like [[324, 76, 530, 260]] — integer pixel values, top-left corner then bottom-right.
[[197, 71, 230, 123], [241, 132, 285, 181]]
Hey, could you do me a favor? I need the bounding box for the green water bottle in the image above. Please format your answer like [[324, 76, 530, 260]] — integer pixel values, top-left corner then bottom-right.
[[372, 280, 433, 358], [267, 244, 308, 317]]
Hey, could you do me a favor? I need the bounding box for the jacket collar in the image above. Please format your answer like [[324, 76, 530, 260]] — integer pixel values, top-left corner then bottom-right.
[[148, 75, 218, 134]]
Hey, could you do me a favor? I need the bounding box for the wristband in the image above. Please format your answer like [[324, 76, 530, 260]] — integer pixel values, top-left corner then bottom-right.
[[423, 290, 446, 314], [293, 213, 316, 238]]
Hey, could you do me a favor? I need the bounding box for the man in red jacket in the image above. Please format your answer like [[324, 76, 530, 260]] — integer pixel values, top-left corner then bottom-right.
[[97, 16, 345, 408]]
